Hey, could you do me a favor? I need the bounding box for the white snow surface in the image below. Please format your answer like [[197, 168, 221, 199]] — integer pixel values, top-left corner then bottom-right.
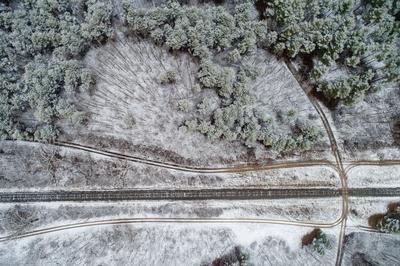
[[347, 165, 400, 188], [0, 223, 339, 266]]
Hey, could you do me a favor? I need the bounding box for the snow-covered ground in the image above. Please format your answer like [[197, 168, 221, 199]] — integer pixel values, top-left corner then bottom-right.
[[347, 197, 398, 228], [0, 141, 339, 191], [0, 223, 340, 266], [333, 86, 400, 161], [0, 197, 342, 265], [1, 1, 398, 265], [0, 198, 341, 238], [342, 232, 400, 266], [347, 165, 400, 188]]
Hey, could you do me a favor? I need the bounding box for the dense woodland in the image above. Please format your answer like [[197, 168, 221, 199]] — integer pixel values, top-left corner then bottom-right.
[[0, 0, 399, 152], [260, 0, 399, 104], [0, 0, 113, 140]]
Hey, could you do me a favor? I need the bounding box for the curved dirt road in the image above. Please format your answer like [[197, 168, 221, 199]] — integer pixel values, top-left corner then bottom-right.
[[53, 141, 337, 173]]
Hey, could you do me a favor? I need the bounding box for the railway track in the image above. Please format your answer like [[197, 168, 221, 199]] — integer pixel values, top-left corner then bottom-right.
[[1, 187, 399, 203]]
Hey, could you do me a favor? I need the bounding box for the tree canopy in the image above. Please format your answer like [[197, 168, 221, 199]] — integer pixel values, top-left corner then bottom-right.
[[0, 0, 113, 140], [261, 0, 400, 104]]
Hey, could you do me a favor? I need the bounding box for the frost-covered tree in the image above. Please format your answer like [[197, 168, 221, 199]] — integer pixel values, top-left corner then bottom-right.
[[311, 231, 332, 255], [159, 70, 177, 85], [375, 206, 400, 234], [377, 216, 400, 233], [0, 0, 113, 141], [81, 0, 113, 42], [259, 0, 399, 104], [177, 99, 190, 112], [122, 1, 325, 152], [122, 1, 263, 58], [318, 71, 374, 104], [23, 56, 92, 123], [303, 229, 332, 256]]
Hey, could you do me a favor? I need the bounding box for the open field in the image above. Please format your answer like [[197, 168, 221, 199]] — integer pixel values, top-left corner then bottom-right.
[[0, 223, 340, 266], [0, 199, 341, 266]]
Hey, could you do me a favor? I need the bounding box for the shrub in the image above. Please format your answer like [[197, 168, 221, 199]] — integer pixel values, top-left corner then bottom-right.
[[4, 205, 38, 232], [177, 99, 190, 112], [123, 113, 136, 129], [70, 111, 89, 126], [295, 119, 324, 143], [227, 49, 241, 63], [208, 246, 250, 266], [34, 125, 59, 142], [307, 230, 332, 255], [192, 83, 202, 93], [377, 216, 400, 233], [287, 109, 296, 117], [185, 119, 198, 131], [159, 70, 177, 85], [375, 205, 400, 234]]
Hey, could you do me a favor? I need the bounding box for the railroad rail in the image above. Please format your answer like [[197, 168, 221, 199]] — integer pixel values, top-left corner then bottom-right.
[[1, 187, 399, 203]]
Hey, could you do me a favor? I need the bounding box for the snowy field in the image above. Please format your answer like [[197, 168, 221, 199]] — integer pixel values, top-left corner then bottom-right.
[[347, 165, 400, 188], [342, 232, 400, 266], [0, 0, 399, 265], [347, 197, 399, 228], [0, 198, 341, 238], [333, 86, 400, 161], [0, 197, 343, 265], [0, 223, 340, 266]]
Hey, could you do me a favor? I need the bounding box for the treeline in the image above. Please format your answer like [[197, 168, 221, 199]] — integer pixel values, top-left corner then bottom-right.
[[0, 0, 113, 140], [1, 0, 398, 152], [261, 0, 399, 104]]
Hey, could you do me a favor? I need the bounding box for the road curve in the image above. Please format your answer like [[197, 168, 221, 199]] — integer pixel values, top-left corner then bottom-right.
[[345, 160, 400, 174], [53, 141, 336, 173], [1, 188, 399, 203], [0, 216, 343, 243]]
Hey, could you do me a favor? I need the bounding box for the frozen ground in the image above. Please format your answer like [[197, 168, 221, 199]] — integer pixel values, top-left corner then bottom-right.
[[0, 141, 339, 191], [347, 197, 399, 227], [56, 36, 332, 167], [0, 197, 342, 265], [343, 197, 400, 265], [0, 198, 341, 238], [0, 222, 339, 266], [332, 86, 400, 160], [347, 165, 400, 188], [342, 232, 400, 266]]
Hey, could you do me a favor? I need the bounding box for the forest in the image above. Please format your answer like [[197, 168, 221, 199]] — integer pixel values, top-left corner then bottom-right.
[[0, 0, 398, 152]]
